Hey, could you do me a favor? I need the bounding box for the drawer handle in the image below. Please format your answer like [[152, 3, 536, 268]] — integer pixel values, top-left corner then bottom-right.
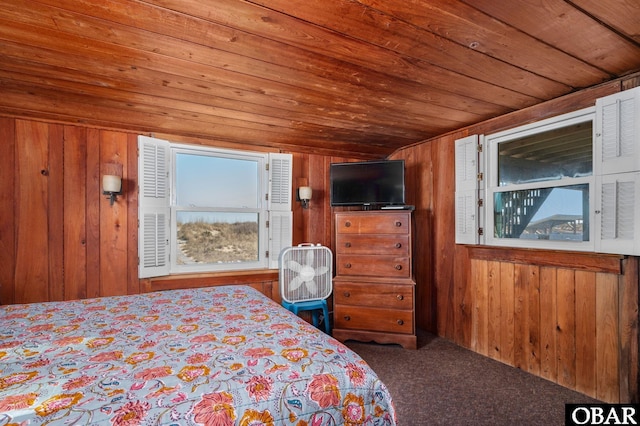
[[396, 294, 404, 301], [343, 291, 351, 298], [345, 221, 351, 228], [345, 263, 352, 269], [395, 243, 402, 249], [397, 319, 404, 326], [395, 221, 402, 227], [345, 242, 352, 248], [344, 315, 351, 321], [395, 264, 402, 270]]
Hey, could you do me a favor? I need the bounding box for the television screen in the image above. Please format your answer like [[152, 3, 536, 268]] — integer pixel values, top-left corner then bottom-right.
[[330, 160, 405, 207]]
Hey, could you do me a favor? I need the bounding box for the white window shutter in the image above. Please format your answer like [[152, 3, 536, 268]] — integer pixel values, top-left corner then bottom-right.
[[268, 210, 293, 269], [455, 190, 478, 244], [595, 172, 640, 255], [455, 135, 479, 192], [267, 153, 292, 268], [595, 86, 640, 175], [268, 153, 292, 211], [138, 135, 171, 278], [455, 135, 481, 244]]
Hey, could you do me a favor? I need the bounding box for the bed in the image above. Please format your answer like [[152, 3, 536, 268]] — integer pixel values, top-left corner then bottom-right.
[[0, 285, 396, 425]]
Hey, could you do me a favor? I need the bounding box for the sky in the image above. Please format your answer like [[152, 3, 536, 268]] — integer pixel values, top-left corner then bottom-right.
[[176, 153, 258, 208], [174, 153, 261, 224], [531, 186, 584, 221]]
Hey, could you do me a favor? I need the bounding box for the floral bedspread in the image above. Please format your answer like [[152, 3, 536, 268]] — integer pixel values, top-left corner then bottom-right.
[[0, 285, 396, 425]]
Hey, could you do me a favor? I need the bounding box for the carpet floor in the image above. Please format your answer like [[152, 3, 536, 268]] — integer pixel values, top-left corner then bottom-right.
[[345, 330, 600, 425]]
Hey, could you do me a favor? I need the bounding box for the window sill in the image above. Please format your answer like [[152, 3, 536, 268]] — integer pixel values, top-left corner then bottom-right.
[[141, 269, 279, 294], [466, 246, 623, 274]]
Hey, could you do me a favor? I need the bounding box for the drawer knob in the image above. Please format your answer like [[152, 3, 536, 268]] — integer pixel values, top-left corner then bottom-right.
[[345, 242, 351, 248], [344, 315, 351, 321], [396, 294, 404, 301], [395, 242, 402, 249], [345, 263, 352, 269], [397, 319, 404, 326], [395, 221, 402, 227], [345, 221, 351, 228], [395, 264, 402, 270], [343, 291, 350, 298]]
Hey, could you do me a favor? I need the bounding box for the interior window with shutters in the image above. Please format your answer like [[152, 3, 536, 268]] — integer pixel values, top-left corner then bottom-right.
[[486, 108, 596, 251], [455, 86, 640, 255], [138, 136, 292, 278]]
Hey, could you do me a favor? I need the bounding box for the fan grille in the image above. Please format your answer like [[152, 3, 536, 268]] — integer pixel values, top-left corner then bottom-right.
[[279, 245, 333, 303]]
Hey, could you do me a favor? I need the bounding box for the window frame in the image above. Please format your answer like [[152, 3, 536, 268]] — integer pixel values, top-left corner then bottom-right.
[[484, 107, 596, 251], [169, 144, 269, 273]]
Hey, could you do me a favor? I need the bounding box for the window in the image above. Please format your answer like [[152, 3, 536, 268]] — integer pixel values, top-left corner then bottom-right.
[[138, 136, 292, 278], [455, 86, 640, 255], [487, 108, 595, 251]]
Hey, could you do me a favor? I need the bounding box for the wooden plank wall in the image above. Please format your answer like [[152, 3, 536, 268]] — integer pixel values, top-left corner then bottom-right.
[[392, 75, 639, 403], [0, 119, 351, 306], [465, 248, 635, 403], [0, 119, 139, 304]]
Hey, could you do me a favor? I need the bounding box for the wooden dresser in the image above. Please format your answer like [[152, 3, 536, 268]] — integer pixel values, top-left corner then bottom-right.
[[332, 210, 417, 349]]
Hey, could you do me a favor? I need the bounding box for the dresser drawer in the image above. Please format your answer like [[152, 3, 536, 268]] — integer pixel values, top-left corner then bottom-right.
[[336, 212, 410, 234], [334, 305, 414, 334], [336, 234, 409, 255], [336, 255, 411, 277], [334, 282, 413, 309]]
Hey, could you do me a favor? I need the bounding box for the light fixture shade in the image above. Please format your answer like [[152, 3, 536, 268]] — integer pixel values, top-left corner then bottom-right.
[[298, 186, 312, 200], [103, 174, 122, 193]]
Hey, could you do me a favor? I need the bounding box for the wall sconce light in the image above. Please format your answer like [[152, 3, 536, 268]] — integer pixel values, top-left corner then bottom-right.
[[297, 186, 312, 209], [103, 174, 122, 206]]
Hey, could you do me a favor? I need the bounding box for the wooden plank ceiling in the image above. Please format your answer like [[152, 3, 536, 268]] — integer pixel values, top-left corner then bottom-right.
[[0, 0, 639, 158]]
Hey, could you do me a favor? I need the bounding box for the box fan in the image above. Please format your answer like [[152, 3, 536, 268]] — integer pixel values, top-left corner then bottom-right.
[[279, 243, 333, 334]]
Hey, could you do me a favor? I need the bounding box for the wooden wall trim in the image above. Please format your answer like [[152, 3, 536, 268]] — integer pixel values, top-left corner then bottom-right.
[[141, 270, 280, 302], [142, 270, 279, 291], [467, 246, 623, 274]]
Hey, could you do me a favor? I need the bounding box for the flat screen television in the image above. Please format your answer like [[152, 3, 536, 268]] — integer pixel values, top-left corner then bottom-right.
[[330, 160, 405, 207]]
